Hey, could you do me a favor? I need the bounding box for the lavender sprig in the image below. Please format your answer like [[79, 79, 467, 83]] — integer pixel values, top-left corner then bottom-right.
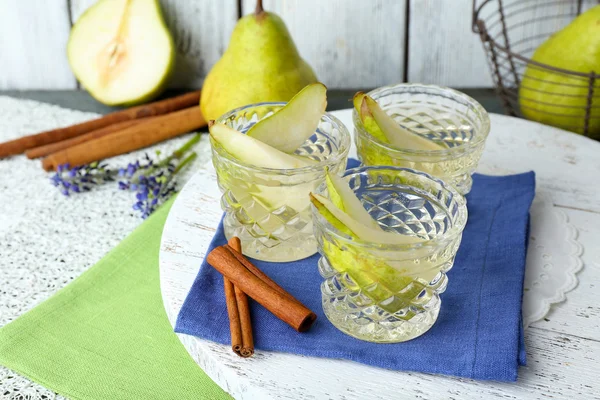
[[117, 134, 200, 189], [119, 134, 200, 218], [50, 134, 200, 219], [130, 152, 197, 218], [50, 162, 115, 196]]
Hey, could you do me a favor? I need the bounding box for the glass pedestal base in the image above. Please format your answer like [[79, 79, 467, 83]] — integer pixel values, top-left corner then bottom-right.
[[321, 290, 441, 343]]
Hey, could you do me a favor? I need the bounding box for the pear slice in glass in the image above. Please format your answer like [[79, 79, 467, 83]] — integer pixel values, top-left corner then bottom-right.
[[209, 122, 314, 169], [311, 193, 428, 315], [310, 193, 424, 245], [354, 92, 445, 151], [210, 122, 316, 236], [247, 83, 327, 153], [353, 92, 389, 144], [325, 169, 382, 231]]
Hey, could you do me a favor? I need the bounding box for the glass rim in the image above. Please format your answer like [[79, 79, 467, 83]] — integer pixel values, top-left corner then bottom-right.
[[212, 102, 351, 176], [312, 165, 468, 251], [353, 83, 491, 157]]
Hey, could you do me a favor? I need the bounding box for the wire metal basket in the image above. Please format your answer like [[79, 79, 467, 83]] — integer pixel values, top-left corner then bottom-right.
[[473, 0, 600, 138]]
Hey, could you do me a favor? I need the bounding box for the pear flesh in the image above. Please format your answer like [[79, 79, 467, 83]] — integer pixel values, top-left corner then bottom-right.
[[209, 123, 313, 169], [310, 193, 424, 245], [325, 170, 382, 230], [200, 7, 318, 121], [354, 92, 444, 151], [210, 122, 316, 234], [67, 0, 175, 106], [247, 83, 327, 153], [311, 192, 431, 314]]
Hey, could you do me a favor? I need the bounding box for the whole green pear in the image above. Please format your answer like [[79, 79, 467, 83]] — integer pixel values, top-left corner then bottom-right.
[[200, 0, 318, 121], [519, 5, 600, 138]]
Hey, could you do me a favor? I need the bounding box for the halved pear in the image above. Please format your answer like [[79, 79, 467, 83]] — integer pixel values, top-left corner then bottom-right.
[[67, 0, 175, 106], [209, 123, 314, 169], [246, 83, 327, 153], [325, 169, 381, 230], [354, 92, 444, 151], [310, 193, 424, 245]]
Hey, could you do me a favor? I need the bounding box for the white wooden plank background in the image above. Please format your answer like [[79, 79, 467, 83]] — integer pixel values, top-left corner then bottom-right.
[[1, 0, 597, 90], [0, 0, 76, 90], [409, 0, 494, 87], [241, 0, 406, 89]]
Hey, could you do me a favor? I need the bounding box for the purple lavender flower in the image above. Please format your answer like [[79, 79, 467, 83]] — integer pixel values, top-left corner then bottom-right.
[[130, 172, 178, 218], [50, 162, 115, 196], [50, 133, 200, 219], [118, 134, 200, 218]]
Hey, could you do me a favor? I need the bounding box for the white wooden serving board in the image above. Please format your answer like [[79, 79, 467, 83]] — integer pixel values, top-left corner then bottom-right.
[[159, 110, 600, 400]]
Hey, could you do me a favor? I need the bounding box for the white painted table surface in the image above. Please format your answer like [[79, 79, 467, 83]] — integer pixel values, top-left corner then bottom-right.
[[159, 109, 600, 400]]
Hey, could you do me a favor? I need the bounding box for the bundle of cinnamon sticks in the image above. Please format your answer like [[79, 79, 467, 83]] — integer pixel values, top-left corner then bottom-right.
[[209, 238, 316, 357], [0, 90, 207, 170]]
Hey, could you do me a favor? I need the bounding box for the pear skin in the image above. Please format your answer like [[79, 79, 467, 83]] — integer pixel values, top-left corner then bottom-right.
[[208, 122, 313, 169], [310, 193, 424, 245], [200, 3, 318, 120], [519, 5, 600, 137], [324, 169, 382, 230], [311, 192, 428, 314], [353, 92, 390, 144], [246, 83, 327, 153], [355, 93, 444, 151]]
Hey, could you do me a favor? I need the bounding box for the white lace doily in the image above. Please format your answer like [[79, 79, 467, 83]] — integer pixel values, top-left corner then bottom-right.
[[0, 97, 585, 399], [522, 192, 584, 328]]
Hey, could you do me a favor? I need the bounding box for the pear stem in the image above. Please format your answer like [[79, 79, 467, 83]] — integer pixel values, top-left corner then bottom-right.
[[255, 0, 264, 15]]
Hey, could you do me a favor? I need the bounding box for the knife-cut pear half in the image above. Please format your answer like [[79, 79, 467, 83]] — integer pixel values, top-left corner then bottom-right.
[[354, 92, 444, 151], [209, 122, 314, 170], [247, 83, 327, 153], [67, 0, 175, 106]]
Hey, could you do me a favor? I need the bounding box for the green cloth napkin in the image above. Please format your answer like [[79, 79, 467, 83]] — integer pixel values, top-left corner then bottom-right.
[[0, 198, 231, 400]]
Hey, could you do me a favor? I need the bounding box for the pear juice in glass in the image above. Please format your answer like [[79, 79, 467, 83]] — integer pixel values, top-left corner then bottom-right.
[[354, 84, 490, 195], [211, 103, 350, 262], [312, 166, 467, 342]]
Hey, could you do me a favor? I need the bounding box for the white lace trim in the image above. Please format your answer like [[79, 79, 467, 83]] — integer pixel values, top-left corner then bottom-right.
[[523, 192, 584, 328]]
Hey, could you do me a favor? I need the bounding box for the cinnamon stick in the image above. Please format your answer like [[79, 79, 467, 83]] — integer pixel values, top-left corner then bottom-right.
[[228, 237, 254, 357], [207, 246, 317, 332], [235, 287, 254, 357], [0, 90, 201, 158], [25, 118, 147, 159], [223, 276, 243, 355], [224, 245, 302, 305], [223, 237, 254, 357], [42, 106, 206, 171]]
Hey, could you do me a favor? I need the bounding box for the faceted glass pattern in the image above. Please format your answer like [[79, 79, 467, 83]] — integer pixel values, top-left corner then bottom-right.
[[354, 83, 490, 194], [312, 166, 467, 342], [212, 102, 350, 262]]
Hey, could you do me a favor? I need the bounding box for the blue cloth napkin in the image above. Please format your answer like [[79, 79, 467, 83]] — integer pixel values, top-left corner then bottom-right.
[[176, 159, 535, 381]]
